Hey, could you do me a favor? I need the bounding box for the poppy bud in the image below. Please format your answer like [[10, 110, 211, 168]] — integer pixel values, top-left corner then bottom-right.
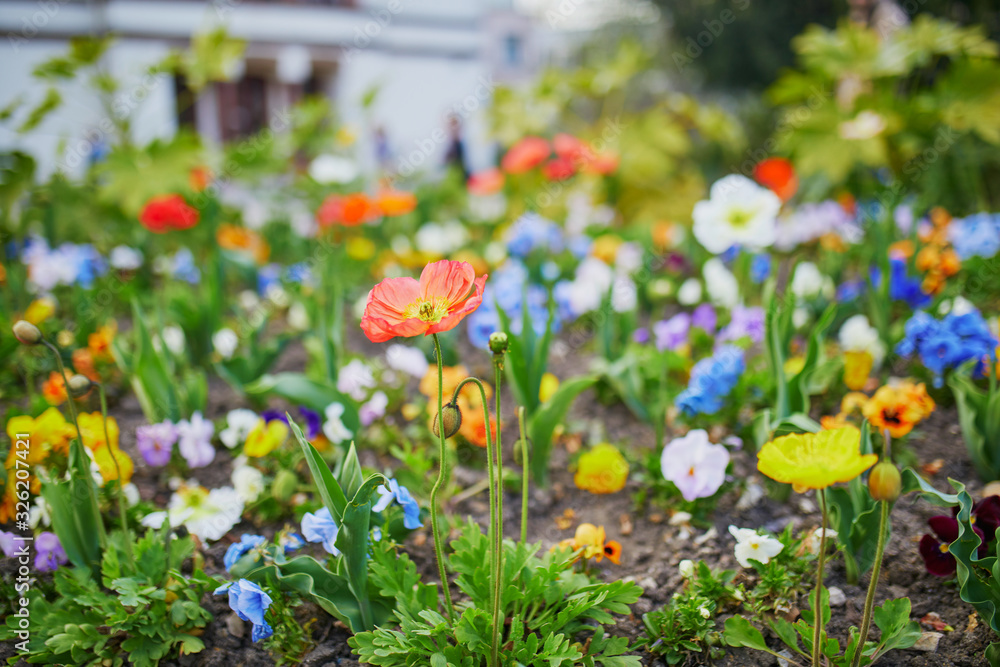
[[12, 320, 42, 346], [868, 461, 901, 502], [67, 374, 93, 398], [432, 401, 462, 439], [488, 332, 509, 356], [271, 468, 298, 502]]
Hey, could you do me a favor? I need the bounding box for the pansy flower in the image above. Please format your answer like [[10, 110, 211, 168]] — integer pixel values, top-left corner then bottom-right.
[[919, 496, 1000, 576], [224, 534, 266, 571], [372, 478, 423, 529], [215, 579, 273, 642]]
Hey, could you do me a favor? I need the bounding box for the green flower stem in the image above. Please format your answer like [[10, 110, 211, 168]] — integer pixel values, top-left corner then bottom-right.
[[98, 382, 133, 563], [812, 488, 828, 667], [43, 339, 107, 549], [429, 334, 456, 623], [851, 499, 890, 667], [490, 357, 504, 667], [518, 406, 528, 545]]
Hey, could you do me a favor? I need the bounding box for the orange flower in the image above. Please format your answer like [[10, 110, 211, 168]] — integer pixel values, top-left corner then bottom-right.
[[754, 157, 798, 202], [553, 133, 588, 161], [42, 372, 67, 405], [889, 240, 914, 259], [88, 324, 116, 362], [190, 166, 212, 192], [73, 348, 99, 381], [217, 224, 271, 264], [361, 260, 487, 343], [585, 152, 619, 175], [501, 136, 550, 174], [376, 190, 417, 217], [419, 364, 490, 405], [862, 381, 935, 439], [457, 395, 498, 448], [929, 206, 951, 228], [467, 169, 504, 195], [317, 192, 380, 227]]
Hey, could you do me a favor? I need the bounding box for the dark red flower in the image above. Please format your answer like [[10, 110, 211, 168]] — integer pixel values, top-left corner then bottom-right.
[[919, 509, 990, 577], [543, 156, 576, 181], [139, 194, 199, 233]]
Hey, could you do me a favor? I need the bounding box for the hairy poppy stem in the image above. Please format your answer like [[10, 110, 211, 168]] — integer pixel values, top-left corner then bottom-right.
[[851, 499, 889, 667], [429, 334, 455, 623], [518, 406, 528, 545], [490, 356, 505, 667], [812, 488, 828, 667]]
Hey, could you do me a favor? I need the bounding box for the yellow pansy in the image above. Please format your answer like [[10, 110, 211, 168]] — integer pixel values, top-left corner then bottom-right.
[[77, 412, 119, 451], [757, 426, 876, 493], [554, 523, 622, 564], [24, 297, 56, 324], [574, 443, 629, 495], [244, 419, 290, 458], [843, 350, 873, 391], [539, 372, 559, 404], [93, 446, 134, 485], [5, 408, 75, 465]]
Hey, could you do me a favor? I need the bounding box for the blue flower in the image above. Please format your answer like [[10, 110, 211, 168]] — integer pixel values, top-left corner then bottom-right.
[[258, 264, 282, 295], [285, 262, 313, 285], [675, 345, 745, 417], [750, 254, 771, 283], [171, 248, 201, 284], [224, 534, 266, 570], [897, 309, 998, 386], [215, 579, 273, 642], [505, 213, 564, 258], [278, 531, 305, 553], [836, 280, 865, 303], [372, 478, 422, 529], [302, 507, 341, 556], [299, 406, 323, 441], [467, 306, 501, 350], [887, 256, 930, 308], [949, 212, 1000, 260]]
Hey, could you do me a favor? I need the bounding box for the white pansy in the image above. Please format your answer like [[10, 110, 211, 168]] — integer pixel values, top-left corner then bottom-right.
[[729, 525, 784, 568], [678, 559, 695, 578], [220, 409, 261, 449], [232, 465, 265, 504], [790, 262, 834, 300], [143, 484, 244, 542], [309, 154, 359, 184], [677, 278, 703, 306], [287, 302, 310, 331], [692, 175, 781, 254], [838, 314, 886, 365], [161, 326, 186, 355], [386, 344, 429, 378], [29, 497, 51, 529], [122, 482, 141, 507], [109, 245, 143, 270], [337, 359, 376, 401], [212, 328, 239, 360], [703, 258, 740, 309], [323, 403, 353, 445]]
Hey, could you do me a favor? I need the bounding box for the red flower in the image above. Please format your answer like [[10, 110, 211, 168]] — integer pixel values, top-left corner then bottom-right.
[[361, 260, 487, 343], [553, 133, 588, 161], [754, 157, 798, 202], [317, 193, 379, 227], [467, 168, 504, 196], [585, 152, 619, 175], [501, 136, 550, 174], [139, 195, 199, 233], [544, 156, 576, 181]]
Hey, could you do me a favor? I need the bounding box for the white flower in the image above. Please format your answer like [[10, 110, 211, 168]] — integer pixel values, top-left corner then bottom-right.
[[287, 302, 310, 331], [176, 412, 216, 468], [122, 482, 140, 507], [323, 403, 353, 445], [692, 175, 781, 254], [232, 465, 265, 504], [386, 344, 429, 378], [242, 199, 268, 230], [793, 307, 810, 329], [565, 257, 615, 314], [29, 497, 51, 529], [415, 221, 468, 255], [939, 296, 975, 317], [679, 559, 695, 578], [212, 328, 239, 360], [109, 245, 142, 270], [161, 326, 186, 355], [220, 409, 260, 449], [838, 314, 886, 365], [337, 359, 376, 401], [611, 277, 637, 313], [790, 262, 833, 300], [615, 242, 643, 274], [677, 278, 703, 306], [698, 604, 712, 619], [839, 111, 886, 140], [266, 285, 290, 308], [729, 526, 783, 568], [142, 484, 244, 542], [360, 391, 389, 426], [308, 154, 359, 184], [238, 290, 261, 312], [703, 258, 740, 309]]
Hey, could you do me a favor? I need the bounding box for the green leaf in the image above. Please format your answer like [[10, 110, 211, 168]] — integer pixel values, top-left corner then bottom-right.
[[723, 616, 769, 651], [528, 375, 597, 485], [289, 418, 347, 521], [872, 598, 921, 653], [337, 475, 387, 631], [246, 373, 358, 430]]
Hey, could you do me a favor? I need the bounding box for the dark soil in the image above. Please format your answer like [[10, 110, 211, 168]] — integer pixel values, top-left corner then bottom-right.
[[1, 335, 994, 666]]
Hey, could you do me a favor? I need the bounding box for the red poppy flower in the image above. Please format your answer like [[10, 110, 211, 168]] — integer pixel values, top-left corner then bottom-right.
[[501, 136, 550, 174], [553, 133, 588, 161], [585, 152, 620, 175], [139, 194, 199, 233], [467, 169, 504, 196], [317, 193, 379, 227], [754, 157, 797, 202], [361, 260, 487, 343], [544, 156, 576, 181]]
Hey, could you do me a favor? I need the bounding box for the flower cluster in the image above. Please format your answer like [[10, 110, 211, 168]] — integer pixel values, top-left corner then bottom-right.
[[501, 134, 617, 178], [675, 345, 745, 416], [896, 310, 998, 385]]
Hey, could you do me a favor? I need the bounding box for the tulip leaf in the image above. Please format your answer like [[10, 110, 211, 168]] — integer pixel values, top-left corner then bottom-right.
[[289, 418, 347, 521], [245, 373, 359, 431], [528, 375, 597, 486], [336, 474, 387, 632], [948, 364, 1000, 482]]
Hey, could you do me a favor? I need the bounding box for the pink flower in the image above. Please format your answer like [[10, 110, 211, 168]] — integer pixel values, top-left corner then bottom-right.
[[660, 429, 730, 501]]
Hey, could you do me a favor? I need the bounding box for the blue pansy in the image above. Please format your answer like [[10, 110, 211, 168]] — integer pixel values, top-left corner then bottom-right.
[[278, 530, 305, 553], [257, 264, 282, 295], [215, 579, 273, 642], [674, 345, 745, 417], [302, 507, 341, 556], [949, 212, 1000, 260], [896, 309, 998, 386], [372, 478, 422, 529], [224, 534, 266, 571], [750, 254, 771, 283], [171, 248, 201, 284]]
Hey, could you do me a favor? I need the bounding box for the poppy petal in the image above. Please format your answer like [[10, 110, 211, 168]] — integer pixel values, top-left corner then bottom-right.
[[419, 260, 476, 305], [426, 274, 487, 335]]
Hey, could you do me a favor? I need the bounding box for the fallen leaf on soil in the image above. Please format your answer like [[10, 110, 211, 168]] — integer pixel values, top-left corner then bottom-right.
[[649, 513, 664, 524], [921, 459, 945, 476], [967, 613, 979, 633], [920, 612, 951, 632], [562, 433, 581, 454], [555, 508, 576, 530], [619, 513, 633, 536]]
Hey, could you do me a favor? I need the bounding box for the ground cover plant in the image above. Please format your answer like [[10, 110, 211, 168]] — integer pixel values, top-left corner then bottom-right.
[[2, 8, 1000, 667]]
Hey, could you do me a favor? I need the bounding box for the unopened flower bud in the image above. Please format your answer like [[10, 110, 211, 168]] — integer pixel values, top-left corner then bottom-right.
[[432, 401, 462, 439], [67, 374, 93, 398], [271, 468, 298, 502], [12, 320, 42, 346], [868, 461, 901, 502], [488, 332, 509, 356]]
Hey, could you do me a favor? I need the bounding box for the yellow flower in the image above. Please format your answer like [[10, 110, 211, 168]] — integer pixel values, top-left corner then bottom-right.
[[24, 297, 56, 324], [783, 356, 806, 377], [539, 372, 559, 404], [5, 408, 75, 465], [244, 419, 290, 457], [77, 412, 119, 451], [346, 237, 376, 261], [842, 350, 873, 391], [574, 443, 628, 494], [554, 523, 622, 564], [93, 446, 134, 485], [757, 426, 876, 493]]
